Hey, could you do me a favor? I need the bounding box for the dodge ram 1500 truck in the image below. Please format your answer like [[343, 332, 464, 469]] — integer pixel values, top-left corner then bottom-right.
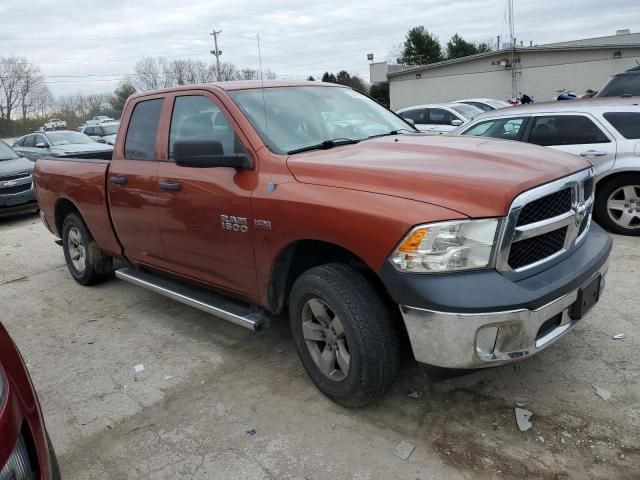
[[33, 81, 612, 407]]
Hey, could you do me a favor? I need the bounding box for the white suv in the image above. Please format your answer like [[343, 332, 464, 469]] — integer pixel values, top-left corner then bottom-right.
[[454, 98, 640, 235]]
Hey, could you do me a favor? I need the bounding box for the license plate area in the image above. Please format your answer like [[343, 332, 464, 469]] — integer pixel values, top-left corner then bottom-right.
[[569, 274, 601, 320]]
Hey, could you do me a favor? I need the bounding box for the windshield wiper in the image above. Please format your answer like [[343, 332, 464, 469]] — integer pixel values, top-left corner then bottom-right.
[[287, 138, 360, 155], [366, 128, 415, 140]]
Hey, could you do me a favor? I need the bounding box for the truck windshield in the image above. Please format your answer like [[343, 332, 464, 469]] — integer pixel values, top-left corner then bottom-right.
[[229, 86, 414, 154], [0, 141, 19, 161], [47, 131, 96, 146]]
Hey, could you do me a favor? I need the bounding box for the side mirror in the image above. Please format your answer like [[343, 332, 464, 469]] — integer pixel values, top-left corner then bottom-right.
[[174, 140, 252, 169], [451, 119, 464, 127], [35, 142, 47, 148], [404, 118, 416, 126]]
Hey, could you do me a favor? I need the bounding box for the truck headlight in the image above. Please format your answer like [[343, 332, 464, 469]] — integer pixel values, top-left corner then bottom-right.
[[390, 219, 500, 273]]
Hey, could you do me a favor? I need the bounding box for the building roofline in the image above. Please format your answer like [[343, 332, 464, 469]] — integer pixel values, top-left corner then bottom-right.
[[387, 43, 640, 77]]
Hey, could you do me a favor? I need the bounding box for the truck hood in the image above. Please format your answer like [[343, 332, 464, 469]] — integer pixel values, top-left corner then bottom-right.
[[286, 135, 590, 217], [50, 143, 113, 155], [0, 157, 34, 176]]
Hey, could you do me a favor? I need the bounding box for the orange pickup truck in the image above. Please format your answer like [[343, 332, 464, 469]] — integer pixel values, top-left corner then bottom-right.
[[34, 81, 612, 407]]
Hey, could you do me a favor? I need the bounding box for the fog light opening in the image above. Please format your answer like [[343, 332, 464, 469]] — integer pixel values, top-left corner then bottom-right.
[[476, 326, 499, 359]]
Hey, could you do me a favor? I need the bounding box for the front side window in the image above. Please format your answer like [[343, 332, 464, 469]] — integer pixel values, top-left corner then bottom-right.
[[598, 74, 640, 97], [462, 117, 527, 140], [399, 109, 425, 123], [427, 108, 456, 125], [603, 112, 640, 139], [84, 127, 95, 136], [528, 115, 610, 146], [23, 135, 36, 147], [229, 86, 412, 154], [168, 95, 246, 160], [124, 98, 163, 160], [35, 134, 47, 146], [101, 124, 119, 136]]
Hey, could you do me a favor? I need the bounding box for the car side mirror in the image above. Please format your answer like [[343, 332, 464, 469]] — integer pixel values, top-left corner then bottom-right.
[[35, 142, 47, 148], [451, 119, 464, 127], [404, 118, 415, 126], [174, 140, 252, 169]]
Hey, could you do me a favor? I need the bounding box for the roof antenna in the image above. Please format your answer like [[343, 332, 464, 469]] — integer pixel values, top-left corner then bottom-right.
[[257, 33, 276, 195]]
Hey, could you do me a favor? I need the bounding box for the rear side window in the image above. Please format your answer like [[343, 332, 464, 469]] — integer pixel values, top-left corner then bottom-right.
[[399, 108, 425, 124], [465, 102, 491, 112], [603, 112, 640, 139], [528, 115, 610, 146], [598, 75, 640, 97], [463, 117, 527, 140], [124, 98, 163, 160]]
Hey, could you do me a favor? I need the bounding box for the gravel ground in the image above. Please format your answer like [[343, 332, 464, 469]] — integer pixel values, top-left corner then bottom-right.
[[1, 213, 638, 479]]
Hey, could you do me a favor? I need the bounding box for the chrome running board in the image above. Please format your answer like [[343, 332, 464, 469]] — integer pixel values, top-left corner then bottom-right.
[[115, 267, 269, 332]]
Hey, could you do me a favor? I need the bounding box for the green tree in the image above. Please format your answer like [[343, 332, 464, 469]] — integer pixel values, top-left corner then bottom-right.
[[321, 72, 337, 83], [369, 82, 390, 106], [398, 26, 443, 65], [307, 75, 315, 81], [109, 80, 136, 116], [446, 34, 493, 59]]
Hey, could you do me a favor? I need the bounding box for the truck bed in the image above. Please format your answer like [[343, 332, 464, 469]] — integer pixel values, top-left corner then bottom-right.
[[33, 157, 122, 257]]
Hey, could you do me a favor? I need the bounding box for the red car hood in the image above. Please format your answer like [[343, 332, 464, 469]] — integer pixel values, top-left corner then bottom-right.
[[286, 134, 590, 217]]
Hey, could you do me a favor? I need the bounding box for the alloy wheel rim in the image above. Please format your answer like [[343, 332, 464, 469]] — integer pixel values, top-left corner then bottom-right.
[[301, 298, 351, 381], [607, 185, 640, 230], [67, 227, 87, 272]]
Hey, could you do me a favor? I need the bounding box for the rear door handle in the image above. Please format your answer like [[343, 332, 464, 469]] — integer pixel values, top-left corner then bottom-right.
[[580, 150, 607, 157], [159, 181, 182, 192], [110, 175, 128, 185]]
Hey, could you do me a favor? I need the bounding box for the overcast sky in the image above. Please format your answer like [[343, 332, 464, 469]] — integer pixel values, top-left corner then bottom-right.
[[1, 0, 638, 96]]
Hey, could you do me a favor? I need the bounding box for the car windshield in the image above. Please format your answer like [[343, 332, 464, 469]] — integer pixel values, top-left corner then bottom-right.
[[450, 104, 483, 120], [47, 131, 95, 146], [598, 74, 640, 97], [102, 124, 119, 135], [0, 141, 19, 161], [229, 86, 413, 154]]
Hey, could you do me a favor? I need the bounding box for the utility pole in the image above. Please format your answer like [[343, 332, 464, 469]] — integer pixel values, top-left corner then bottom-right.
[[507, 0, 518, 99], [210, 29, 222, 80], [497, 35, 501, 50]]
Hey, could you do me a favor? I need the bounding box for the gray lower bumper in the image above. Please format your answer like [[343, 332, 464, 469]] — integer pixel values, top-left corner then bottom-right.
[[400, 263, 608, 369]]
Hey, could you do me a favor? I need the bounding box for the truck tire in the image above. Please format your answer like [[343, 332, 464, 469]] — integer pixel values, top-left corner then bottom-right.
[[46, 430, 61, 480], [61, 212, 113, 285], [594, 174, 640, 236], [289, 263, 400, 407]]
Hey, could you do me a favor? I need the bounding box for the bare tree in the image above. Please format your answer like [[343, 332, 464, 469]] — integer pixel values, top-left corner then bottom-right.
[[0, 56, 30, 121]]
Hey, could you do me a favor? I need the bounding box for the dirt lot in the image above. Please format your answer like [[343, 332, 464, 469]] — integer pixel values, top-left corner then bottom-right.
[[1, 213, 638, 479]]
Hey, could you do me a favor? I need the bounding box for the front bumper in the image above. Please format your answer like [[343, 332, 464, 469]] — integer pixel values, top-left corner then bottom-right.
[[0, 185, 38, 218], [386, 223, 612, 369]]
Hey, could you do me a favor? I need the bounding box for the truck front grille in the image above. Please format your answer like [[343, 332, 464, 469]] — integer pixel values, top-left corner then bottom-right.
[[498, 170, 594, 273], [516, 188, 572, 226], [0, 434, 34, 480], [508, 227, 567, 269]]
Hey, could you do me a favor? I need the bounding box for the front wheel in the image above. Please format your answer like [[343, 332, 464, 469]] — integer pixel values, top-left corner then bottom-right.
[[289, 264, 401, 407], [594, 174, 640, 236], [61, 212, 113, 285]]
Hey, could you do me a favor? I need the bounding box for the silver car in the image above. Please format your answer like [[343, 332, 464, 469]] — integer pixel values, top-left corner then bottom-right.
[[13, 130, 113, 162], [455, 98, 512, 112], [453, 98, 640, 235], [80, 122, 119, 145], [396, 102, 482, 134]]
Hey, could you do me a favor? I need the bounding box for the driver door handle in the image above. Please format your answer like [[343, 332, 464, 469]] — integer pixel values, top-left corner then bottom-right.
[[110, 175, 128, 185], [159, 180, 182, 192], [580, 150, 607, 157]]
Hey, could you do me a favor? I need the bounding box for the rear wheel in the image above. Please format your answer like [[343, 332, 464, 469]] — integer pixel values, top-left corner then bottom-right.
[[594, 174, 640, 236], [61, 212, 113, 285], [289, 263, 400, 407]]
